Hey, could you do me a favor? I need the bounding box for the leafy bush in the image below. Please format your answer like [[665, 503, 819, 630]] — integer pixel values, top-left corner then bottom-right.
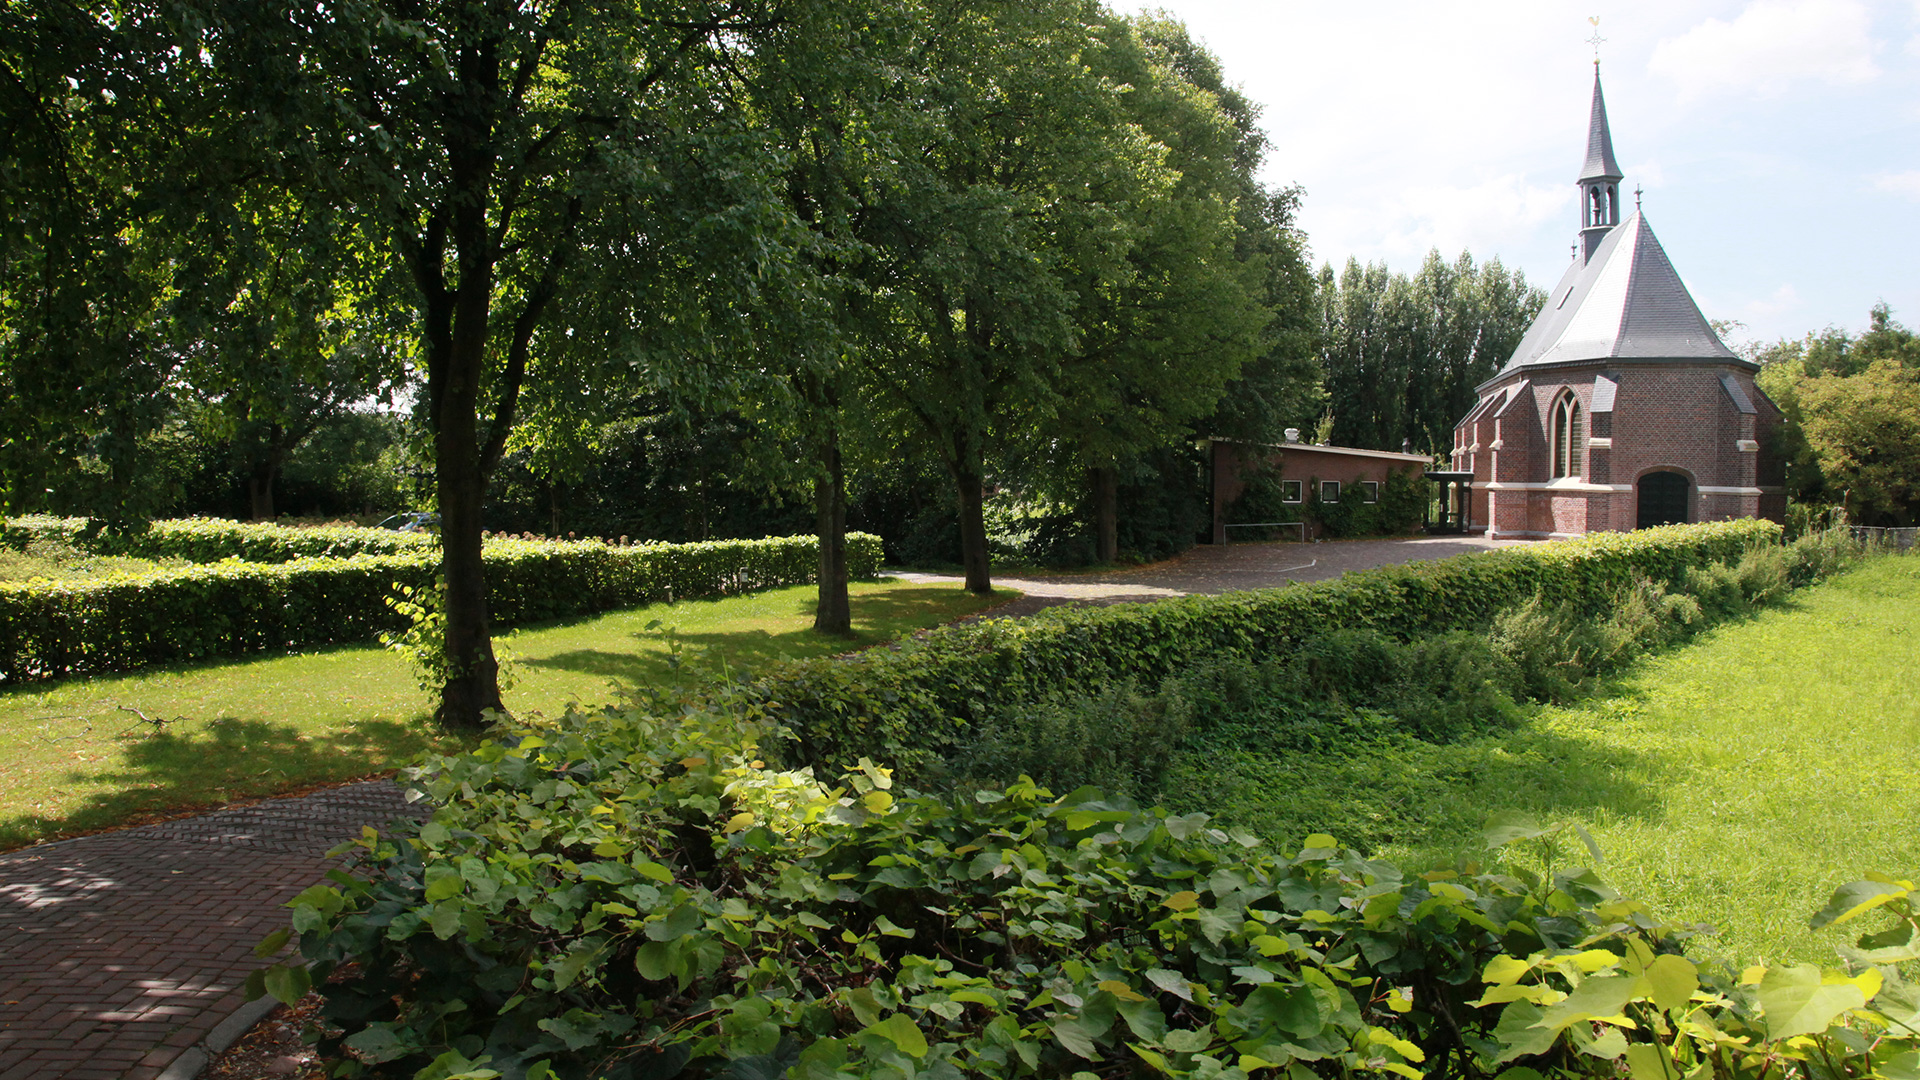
[[264, 702, 1920, 1080], [952, 678, 1194, 798], [1784, 524, 1863, 586], [1, 514, 432, 562], [0, 533, 884, 682]]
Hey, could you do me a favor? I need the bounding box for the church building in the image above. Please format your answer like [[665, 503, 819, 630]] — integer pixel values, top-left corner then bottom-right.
[[1446, 70, 1785, 538]]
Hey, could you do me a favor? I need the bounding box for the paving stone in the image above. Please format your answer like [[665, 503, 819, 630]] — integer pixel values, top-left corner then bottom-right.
[[0, 779, 425, 1078]]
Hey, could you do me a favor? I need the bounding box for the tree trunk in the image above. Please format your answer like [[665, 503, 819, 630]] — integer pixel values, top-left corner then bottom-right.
[[433, 183, 505, 730], [955, 450, 992, 594], [813, 412, 850, 635], [247, 471, 275, 522], [1091, 465, 1118, 563], [434, 388, 503, 730]]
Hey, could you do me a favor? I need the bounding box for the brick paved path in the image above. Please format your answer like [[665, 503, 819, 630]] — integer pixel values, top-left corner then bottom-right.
[[0, 782, 422, 1080]]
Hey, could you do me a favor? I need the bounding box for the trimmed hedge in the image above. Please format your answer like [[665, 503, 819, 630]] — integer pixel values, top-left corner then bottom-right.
[[748, 519, 1783, 774], [0, 533, 883, 682], [1, 515, 434, 562]]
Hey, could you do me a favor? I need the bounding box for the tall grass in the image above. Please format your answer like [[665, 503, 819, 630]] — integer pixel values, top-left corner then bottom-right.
[[1162, 552, 1920, 964]]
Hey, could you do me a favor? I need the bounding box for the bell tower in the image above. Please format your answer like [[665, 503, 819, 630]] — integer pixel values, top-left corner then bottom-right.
[[1578, 67, 1624, 263]]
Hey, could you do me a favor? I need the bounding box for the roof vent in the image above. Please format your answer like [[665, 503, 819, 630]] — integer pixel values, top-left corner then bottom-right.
[[1284, 428, 1301, 443]]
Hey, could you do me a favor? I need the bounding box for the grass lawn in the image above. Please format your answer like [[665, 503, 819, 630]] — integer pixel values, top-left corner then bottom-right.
[[1165, 553, 1920, 966], [0, 579, 1008, 850]]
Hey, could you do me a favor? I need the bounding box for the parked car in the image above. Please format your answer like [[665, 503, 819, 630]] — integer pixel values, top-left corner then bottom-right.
[[375, 512, 440, 533]]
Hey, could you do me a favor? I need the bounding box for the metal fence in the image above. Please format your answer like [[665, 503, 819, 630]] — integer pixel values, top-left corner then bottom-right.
[[1851, 526, 1919, 551]]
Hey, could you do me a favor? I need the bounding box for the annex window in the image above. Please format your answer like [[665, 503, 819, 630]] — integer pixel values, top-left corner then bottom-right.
[[1361, 481, 1379, 503], [1319, 480, 1341, 503], [1281, 480, 1303, 504], [1551, 390, 1582, 479]]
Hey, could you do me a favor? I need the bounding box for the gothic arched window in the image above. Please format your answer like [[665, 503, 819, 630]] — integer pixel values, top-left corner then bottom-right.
[[1551, 390, 1582, 479]]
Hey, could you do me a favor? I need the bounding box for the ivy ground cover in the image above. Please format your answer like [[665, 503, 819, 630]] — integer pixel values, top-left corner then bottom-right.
[[1166, 553, 1920, 965], [0, 581, 1005, 850]]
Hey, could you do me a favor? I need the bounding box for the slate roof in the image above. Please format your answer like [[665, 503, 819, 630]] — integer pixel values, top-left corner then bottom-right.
[[1494, 211, 1741, 378], [1580, 71, 1623, 182]]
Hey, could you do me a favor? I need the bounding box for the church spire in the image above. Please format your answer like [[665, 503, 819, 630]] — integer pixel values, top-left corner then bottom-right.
[[1578, 69, 1625, 262]]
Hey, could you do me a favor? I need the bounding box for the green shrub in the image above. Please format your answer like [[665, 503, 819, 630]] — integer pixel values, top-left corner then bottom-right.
[[1783, 524, 1863, 585], [1390, 630, 1526, 741], [265, 702, 1920, 1080], [953, 678, 1193, 799], [0, 514, 433, 562], [1680, 560, 1747, 620], [0, 533, 884, 682], [1733, 542, 1791, 605]]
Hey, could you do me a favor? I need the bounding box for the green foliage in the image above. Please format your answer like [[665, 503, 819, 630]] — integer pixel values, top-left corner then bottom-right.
[[753, 520, 1781, 777], [1797, 361, 1920, 526], [270, 696, 1920, 1080], [1319, 252, 1546, 455], [381, 577, 520, 698], [1783, 523, 1864, 585], [0, 531, 884, 682], [953, 678, 1196, 799]]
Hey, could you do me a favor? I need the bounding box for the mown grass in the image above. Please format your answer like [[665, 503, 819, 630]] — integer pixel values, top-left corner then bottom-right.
[[1164, 553, 1920, 965], [0, 580, 1007, 850]]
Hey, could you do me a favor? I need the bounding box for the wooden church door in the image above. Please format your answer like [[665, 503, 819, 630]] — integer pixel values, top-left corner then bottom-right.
[[1637, 471, 1690, 528]]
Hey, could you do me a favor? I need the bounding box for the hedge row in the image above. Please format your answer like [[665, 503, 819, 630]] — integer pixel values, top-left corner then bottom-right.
[[0, 533, 883, 681], [748, 519, 1783, 774], [1, 515, 435, 562]]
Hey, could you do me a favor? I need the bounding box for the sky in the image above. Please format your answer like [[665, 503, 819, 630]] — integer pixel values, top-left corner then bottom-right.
[[1115, 0, 1920, 350]]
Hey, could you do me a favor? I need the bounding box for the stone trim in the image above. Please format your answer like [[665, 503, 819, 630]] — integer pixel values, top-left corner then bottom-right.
[[1482, 481, 1631, 493]]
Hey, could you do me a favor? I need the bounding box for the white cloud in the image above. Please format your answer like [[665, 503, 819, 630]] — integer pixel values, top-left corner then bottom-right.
[[1649, 0, 1879, 100], [1302, 174, 1570, 271], [1871, 170, 1920, 200]]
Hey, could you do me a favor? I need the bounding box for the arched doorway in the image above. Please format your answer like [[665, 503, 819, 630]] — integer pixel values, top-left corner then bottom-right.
[[1637, 471, 1690, 528]]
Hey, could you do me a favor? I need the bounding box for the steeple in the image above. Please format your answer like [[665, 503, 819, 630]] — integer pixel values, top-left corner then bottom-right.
[[1578, 69, 1624, 263]]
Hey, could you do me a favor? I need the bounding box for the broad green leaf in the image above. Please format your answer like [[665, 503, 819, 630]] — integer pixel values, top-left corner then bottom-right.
[[1758, 963, 1867, 1039], [424, 870, 464, 902], [1146, 968, 1194, 1001], [862, 1013, 929, 1058], [1484, 811, 1547, 849], [1163, 891, 1200, 912], [1483, 955, 1531, 986], [1624, 1044, 1672, 1080], [1809, 880, 1908, 930], [1579, 1028, 1627, 1058], [1163, 1027, 1213, 1053], [1053, 1015, 1101, 1060], [253, 928, 291, 959], [1493, 1003, 1559, 1063], [645, 903, 703, 942], [1535, 975, 1639, 1033], [634, 941, 674, 982], [262, 962, 311, 1006], [633, 860, 675, 883], [343, 1024, 411, 1064], [1646, 954, 1699, 1012]]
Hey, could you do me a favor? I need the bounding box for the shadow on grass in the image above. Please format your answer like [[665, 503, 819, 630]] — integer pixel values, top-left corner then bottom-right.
[[1162, 715, 1668, 865], [0, 715, 452, 852], [516, 586, 986, 684]]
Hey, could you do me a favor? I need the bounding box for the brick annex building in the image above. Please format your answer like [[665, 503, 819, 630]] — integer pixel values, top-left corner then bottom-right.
[[1445, 70, 1785, 539]]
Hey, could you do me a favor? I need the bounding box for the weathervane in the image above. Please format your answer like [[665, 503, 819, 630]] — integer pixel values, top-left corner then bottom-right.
[[1586, 16, 1606, 66]]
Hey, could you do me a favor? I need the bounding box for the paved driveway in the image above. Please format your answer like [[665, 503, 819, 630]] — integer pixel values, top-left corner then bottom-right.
[[895, 535, 1515, 617]]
